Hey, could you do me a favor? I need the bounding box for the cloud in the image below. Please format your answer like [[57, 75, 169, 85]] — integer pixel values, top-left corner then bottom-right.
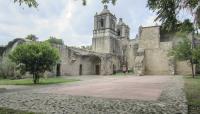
[[0, 0, 159, 46], [142, 15, 161, 27]]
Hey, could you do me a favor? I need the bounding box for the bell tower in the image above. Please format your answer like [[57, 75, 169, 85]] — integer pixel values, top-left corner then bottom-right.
[[92, 5, 117, 53], [116, 18, 130, 39]]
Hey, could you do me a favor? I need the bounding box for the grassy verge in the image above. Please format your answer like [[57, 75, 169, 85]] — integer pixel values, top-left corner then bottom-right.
[[114, 72, 134, 76], [0, 77, 79, 85], [0, 107, 41, 114], [184, 76, 200, 113]]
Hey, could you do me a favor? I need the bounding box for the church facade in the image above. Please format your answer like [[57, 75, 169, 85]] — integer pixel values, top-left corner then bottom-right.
[[55, 5, 192, 76]]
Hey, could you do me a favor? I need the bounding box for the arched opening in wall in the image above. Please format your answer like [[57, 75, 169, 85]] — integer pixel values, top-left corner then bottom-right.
[[90, 56, 101, 75], [100, 18, 104, 28], [56, 64, 61, 76], [79, 64, 82, 75], [113, 64, 116, 74], [96, 65, 100, 75], [117, 29, 121, 36]]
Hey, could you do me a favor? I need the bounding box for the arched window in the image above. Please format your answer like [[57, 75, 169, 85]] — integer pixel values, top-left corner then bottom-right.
[[117, 29, 121, 36], [100, 19, 104, 27]]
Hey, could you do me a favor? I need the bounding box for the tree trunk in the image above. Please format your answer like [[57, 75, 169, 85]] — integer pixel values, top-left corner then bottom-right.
[[36, 73, 39, 84], [190, 60, 195, 78], [33, 73, 37, 84]]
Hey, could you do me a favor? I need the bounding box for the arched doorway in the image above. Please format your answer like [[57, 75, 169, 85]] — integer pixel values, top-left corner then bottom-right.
[[79, 64, 82, 75], [96, 65, 100, 75], [113, 64, 116, 74], [56, 64, 61, 76], [90, 56, 101, 75]]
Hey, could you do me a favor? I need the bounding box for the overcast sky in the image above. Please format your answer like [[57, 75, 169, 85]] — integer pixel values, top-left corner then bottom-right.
[[0, 0, 187, 46]]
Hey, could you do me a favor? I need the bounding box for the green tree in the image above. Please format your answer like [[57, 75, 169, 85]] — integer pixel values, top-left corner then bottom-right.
[[193, 46, 200, 65], [9, 42, 60, 84], [25, 34, 38, 41], [169, 37, 196, 77], [147, 0, 199, 32], [0, 57, 16, 79], [46, 37, 64, 45], [178, 19, 194, 33]]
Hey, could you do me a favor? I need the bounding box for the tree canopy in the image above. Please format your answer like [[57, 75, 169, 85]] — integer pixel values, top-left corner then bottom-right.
[[46, 37, 64, 45], [147, 0, 200, 32], [9, 42, 60, 84], [169, 37, 195, 77], [178, 19, 194, 33], [13, 0, 117, 7]]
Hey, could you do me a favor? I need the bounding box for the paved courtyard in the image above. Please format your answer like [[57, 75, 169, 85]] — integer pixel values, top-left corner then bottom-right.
[[0, 75, 188, 114], [38, 76, 170, 101]]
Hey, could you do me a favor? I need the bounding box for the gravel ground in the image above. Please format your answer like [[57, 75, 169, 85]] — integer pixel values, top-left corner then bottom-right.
[[0, 76, 187, 114]]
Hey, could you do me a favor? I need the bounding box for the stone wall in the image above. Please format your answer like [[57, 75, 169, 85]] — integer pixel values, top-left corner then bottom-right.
[[136, 26, 192, 75], [126, 40, 138, 71], [54, 46, 96, 76], [54, 45, 121, 76], [144, 49, 170, 75], [139, 26, 160, 49], [100, 55, 121, 75], [92, 36, 121, 54]]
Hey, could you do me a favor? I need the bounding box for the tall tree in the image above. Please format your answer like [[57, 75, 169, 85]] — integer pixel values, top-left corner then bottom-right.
[[147, 0, 200, 32], [169, 37, 195, 77], [9, 42, 59, 84], [178, 19, 194, 33]]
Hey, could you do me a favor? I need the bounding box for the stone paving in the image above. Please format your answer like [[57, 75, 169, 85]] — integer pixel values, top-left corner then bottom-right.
[[38, 76, 170, 101], [0, 75, 187, 114]]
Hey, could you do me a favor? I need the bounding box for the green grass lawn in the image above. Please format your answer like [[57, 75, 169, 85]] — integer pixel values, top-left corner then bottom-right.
[[0, 77, 79, 85], [114, 72, 134, 76], [0, 107, 41, 114], [184, 76, 200, 113]]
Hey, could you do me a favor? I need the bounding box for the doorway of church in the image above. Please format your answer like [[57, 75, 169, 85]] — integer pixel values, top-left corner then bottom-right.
[[113, 64, 116, 74], [95, 65, 100, 75], [56, 64, 61, 76], [79, 64, 82, 75]]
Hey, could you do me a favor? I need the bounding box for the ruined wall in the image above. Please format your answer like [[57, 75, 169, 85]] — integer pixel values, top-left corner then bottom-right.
[[55, 45, 121, 76], [137, 26, 173, 75], [56, 46, 98, 76], [144, 49, 170, 75], [139, 26, 160, 49], [144, 41, 175, 75], [126, 39, 138, 71], [100, 55, 121, 75]]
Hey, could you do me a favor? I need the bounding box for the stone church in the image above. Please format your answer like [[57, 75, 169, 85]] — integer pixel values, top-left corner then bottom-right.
[[54, 5, 192, 76], [0, 5, 195, 76]]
